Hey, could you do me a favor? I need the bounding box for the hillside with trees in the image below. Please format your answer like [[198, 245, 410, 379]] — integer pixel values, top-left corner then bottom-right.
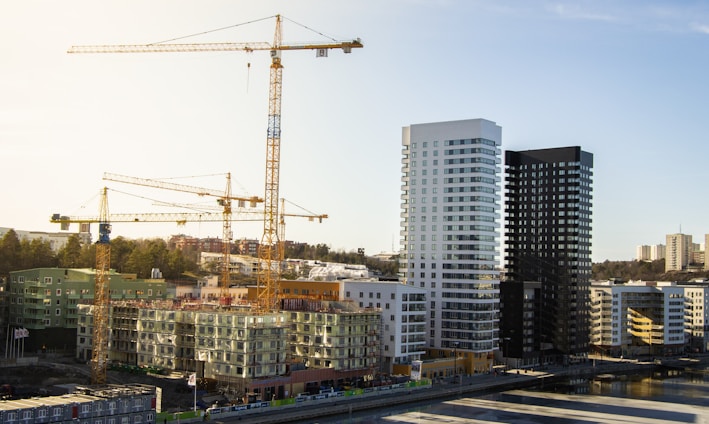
[[0, 230, 399, 282], [592, 259, 709, 282]]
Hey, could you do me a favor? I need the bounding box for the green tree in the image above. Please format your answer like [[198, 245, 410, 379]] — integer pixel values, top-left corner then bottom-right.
[[163, 248, 194, 280], [78, 243, 97, 268], [124, 239, 169, 278], [58, 234, 83, 267], [0, 229, 21, 278], [110, 236, 136, 273], [21, 238, 57, 269]]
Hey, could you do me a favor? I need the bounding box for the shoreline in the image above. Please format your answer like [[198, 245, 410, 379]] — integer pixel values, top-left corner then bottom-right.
[[222, 356, 704, 424]]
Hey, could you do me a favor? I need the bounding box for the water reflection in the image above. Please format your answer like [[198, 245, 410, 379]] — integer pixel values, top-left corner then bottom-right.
[[305, 367, 709, 423]]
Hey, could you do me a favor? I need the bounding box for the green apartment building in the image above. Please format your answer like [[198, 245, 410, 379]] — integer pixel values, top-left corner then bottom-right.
[[8, 268, 167, 352]]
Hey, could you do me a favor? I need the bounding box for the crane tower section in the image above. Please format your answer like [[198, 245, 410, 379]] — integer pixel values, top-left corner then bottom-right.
[[92, 187, 111, 384]]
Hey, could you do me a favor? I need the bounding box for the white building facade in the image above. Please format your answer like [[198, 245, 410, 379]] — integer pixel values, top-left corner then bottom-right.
[[682, 284, 709, 352], [341, 279, 427, 373], [590, 281, 687, 357], [666, 233, 692, 272], [400, 119, 501, 371]]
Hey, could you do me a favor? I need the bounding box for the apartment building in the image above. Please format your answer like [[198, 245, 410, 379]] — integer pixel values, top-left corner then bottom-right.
[[400, 118, 502, 373], [680, 284, 709, 353], [284, 306, 380, 372], [589, 280, 686, 357], [8, 268, 167, 352], [503, 147, 594, 364], [199, 252, 260, 276], [77, 298, 380, 402], [636, 244, 666, 261], [341, 278, 427, 372], [666, 233, 692, 272]]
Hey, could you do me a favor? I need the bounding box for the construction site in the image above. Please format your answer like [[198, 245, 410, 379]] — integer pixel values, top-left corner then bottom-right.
[[74, 297, 381, 402], [44, 13, 379, 408]]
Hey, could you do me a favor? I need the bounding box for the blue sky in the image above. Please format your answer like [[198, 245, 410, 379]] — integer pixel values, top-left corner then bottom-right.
[[2, 1, 709, 262]]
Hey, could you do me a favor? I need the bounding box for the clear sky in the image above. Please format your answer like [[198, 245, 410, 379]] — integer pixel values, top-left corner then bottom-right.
[[2, 1, 709, 263]]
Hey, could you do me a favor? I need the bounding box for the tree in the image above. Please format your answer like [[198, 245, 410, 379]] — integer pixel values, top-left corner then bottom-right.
[[0, 229, 21, 278], [110, 236, 136, 273], [58, 234, 83, 268], [21, 238, 57, 269], [124, 239, 171, 278]]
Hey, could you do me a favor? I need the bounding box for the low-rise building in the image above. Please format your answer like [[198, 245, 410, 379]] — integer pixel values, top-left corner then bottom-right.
[[590, 280, 686, 357], [0, 384, 158, 423]]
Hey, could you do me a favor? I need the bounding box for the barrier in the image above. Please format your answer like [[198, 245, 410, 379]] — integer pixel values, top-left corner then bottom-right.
[[203, 379, 431, 420]]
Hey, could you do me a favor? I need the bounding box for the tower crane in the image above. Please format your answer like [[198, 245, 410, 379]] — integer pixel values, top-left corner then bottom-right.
[[93, 187, 111, 384], [69, 14, 363, 311], [103, 172, 262, 300], [53, 187, 260, 384]]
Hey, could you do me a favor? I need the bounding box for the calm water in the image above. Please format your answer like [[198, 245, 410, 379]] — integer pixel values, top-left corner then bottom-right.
[[309, 367, 709, 423]]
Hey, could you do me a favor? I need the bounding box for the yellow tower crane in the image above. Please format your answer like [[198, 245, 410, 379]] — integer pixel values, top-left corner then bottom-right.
[[93, 187, 111, 384], [102, 172, 262, 301], [68, 14, 363, 311]]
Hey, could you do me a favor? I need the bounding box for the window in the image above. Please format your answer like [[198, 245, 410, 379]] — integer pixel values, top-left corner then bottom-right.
[[44, 277, 52, 284]]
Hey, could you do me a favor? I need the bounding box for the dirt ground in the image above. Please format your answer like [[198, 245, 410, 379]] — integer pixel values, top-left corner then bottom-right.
[[0, 358, 198, 412]]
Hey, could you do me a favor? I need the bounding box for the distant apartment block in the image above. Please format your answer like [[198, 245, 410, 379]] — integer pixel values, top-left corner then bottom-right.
[[652, 244, 666, 261], [400, 118, 502, 374], [636, 245, 651, 261], [0, 226, 91, 251], [200, 252, 260, 276], [636, 244, 666, 261], [168, 234, 225, 254], [665, 233, 692, 272], [237, 238, 260, 257]]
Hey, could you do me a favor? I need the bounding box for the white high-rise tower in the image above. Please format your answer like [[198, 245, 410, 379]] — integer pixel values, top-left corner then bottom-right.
[[400, 118, 501, 373]]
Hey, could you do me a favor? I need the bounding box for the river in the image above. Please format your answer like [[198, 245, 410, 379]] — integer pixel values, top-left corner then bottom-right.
[[304, 367, 709, 423]]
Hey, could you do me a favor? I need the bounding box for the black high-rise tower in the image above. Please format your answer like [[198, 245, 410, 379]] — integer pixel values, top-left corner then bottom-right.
[[502, 147, 593, 365]]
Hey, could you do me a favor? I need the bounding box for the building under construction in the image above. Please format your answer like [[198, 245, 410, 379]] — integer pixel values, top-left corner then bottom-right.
[[77, 298, 380, 402]]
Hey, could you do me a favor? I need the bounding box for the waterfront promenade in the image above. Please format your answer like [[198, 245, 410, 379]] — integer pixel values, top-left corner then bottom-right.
[[211, 356, 678, 424]]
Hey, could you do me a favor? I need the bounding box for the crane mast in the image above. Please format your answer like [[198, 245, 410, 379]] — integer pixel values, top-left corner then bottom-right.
[[258, 15, 284, 311], [92, 187, 111, 384], [220, 174, 233, 303]]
